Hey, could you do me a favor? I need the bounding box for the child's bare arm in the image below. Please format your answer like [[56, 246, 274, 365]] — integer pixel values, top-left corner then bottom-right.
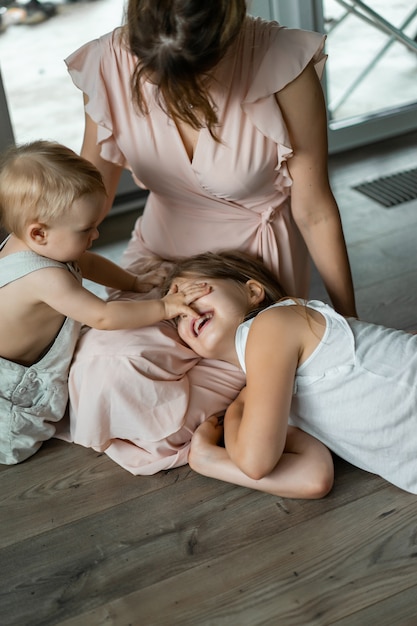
[[78, 251, 143, 292], [189, 417, 334, 499], [33, 267, 209, 330], [224, 308, 301, 480]]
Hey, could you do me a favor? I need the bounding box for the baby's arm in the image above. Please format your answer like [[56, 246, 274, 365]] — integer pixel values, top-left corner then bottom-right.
[[189, 417, 334, 499], [34, 267, 208, 330]]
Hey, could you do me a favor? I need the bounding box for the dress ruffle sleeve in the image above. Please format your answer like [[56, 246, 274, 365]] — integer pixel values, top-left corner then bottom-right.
[[242, 20, 327, 187], [65, 29, 129, 168]]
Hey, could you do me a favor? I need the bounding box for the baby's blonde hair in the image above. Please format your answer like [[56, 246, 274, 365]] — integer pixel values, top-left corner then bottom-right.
[[0, 140, 106, 237]]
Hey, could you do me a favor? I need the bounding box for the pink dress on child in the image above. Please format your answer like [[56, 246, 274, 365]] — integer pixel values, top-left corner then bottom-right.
[[61, 17, 327, 474]]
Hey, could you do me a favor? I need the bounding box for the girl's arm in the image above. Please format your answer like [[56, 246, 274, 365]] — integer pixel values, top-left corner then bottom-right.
[[31, 267, 209, 330], [189, 417, 334, 499], [224, 307, 302, 480], [275, 63, 357, 318]]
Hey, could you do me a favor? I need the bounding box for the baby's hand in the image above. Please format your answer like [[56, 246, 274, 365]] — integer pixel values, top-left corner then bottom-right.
[[161, 282, 210, 320]]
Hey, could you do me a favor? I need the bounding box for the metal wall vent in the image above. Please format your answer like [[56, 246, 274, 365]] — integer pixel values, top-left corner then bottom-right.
[[353, 167, 417, 208]]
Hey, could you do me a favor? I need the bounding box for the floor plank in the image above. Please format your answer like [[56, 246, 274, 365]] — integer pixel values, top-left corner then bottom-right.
[[0, 438, 188, 549], [332, 585, 417, 626], [54, 487, 417, 626]]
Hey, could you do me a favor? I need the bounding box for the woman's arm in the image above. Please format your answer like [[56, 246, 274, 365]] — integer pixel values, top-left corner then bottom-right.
[[275, 63, 357, 318], [189, 417, 334, 499], [81, 101, 123, 215]]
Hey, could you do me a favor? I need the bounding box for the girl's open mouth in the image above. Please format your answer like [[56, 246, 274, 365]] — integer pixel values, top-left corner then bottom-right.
[[192, 312, 213, 336]]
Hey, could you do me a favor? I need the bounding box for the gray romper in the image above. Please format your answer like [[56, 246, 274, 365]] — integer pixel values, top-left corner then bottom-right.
[[235, 299, 417, 494], [0, 239, 82, 464]]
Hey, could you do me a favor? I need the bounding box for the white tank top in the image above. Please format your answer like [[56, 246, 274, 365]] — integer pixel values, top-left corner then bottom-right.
[[235, 299, 417, 493]]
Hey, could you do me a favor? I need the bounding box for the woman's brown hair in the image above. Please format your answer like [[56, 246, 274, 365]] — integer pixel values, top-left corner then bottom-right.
[[125, 0, 246, 138]]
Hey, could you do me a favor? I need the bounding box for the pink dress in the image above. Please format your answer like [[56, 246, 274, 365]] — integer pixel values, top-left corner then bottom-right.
[[60, 17, 327, 474]]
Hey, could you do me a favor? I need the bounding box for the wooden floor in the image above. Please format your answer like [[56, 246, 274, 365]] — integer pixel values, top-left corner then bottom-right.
[[2, 131, 417, 626]]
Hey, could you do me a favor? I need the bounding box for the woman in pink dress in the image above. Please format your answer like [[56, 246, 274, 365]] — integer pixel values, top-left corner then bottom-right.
[[62, 0, 357, 474]]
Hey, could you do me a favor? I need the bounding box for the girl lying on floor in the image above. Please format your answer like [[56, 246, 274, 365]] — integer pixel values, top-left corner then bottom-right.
[[164, 250, 417, 498]]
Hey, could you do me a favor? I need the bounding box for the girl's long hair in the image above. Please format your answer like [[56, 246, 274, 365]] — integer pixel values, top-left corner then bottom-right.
[[164, 250, 288, 316]]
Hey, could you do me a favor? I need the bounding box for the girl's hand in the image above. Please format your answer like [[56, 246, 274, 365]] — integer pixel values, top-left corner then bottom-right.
[[189, 414, 225, 465], [161, 282, 210, 320], [194, 414, 225, 445], [189, 420, 334, 499]]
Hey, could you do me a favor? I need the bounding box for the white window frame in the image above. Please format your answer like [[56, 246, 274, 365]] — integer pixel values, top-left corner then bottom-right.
[[251, 0, 417, 153]]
